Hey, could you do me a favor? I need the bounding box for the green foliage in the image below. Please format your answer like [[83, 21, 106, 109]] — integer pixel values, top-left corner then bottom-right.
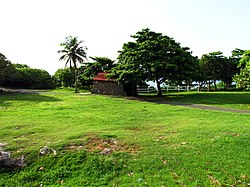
[[171, 48, 199, 85], [200, 52, 224, 80], [7, 66, 55, 89], [199, 51, 240, 90], [0, 53, 15, 85], [54, 56, 116, 88], [89, 56, 115, 72], [111, 28, 197, 96], [234, 50, 250, 90], [53, 68, 75, 87], [234, 68, 250, 90], [79, 57, 115, 85], [231, 48, 246, 70], [0, 53, 54, 88], [197, 49, 246, 91], [14, 64, 29, 69], [58, 36, 88, 93]]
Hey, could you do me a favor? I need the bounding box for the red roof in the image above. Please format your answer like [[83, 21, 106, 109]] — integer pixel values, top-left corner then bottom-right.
[[93, 72, 113, 82]]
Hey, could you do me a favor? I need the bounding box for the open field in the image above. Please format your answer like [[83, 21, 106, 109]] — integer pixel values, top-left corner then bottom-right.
[[0, 90, 249, 186]]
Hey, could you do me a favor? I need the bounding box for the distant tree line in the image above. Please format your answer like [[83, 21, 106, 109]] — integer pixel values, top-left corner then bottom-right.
[[0, 53, 55, 89], [1, 29, 250, 94], [56, 29, 250, 95]]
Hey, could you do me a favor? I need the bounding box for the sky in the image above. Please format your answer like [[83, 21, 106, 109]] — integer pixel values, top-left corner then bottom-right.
[[1, 0, 250, 75]]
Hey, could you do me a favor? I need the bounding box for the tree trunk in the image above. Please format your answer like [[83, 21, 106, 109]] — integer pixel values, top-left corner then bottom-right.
[[225, 82, 229, 90], [213, 80, 217, 91], [156, 79, 162, 96], [132, 83, 137, 96], [74, 67, 78, 93], [198, 82, 201, 92], [207, 81, 210, 92]]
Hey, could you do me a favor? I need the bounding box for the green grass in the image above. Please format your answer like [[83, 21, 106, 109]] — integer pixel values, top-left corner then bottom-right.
[[0, 90, 249, 186]]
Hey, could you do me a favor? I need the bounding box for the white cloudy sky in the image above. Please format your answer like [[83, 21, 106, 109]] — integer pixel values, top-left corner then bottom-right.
[[0, 0, 249, 74]]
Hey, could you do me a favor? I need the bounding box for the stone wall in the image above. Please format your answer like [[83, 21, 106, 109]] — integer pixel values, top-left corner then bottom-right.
[[91, 81, 125, 96]]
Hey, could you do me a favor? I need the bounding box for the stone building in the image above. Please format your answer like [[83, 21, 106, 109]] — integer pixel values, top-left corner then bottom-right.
[[91, 73, 125, 96]]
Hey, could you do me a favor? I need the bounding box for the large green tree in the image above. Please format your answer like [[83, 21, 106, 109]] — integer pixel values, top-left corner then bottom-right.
[[58, 36, 87, 93], [233, 50, 250, 90], [199, 52, 226, 91], [111, 28, 196, 96]]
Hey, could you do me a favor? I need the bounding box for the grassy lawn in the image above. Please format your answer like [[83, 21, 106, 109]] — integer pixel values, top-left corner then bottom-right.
[[0, 90, 249, 186]]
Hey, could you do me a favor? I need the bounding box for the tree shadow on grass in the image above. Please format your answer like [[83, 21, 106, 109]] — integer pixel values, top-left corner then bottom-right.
[[138, 92, 250, 106], [0, 93, 62, 108]]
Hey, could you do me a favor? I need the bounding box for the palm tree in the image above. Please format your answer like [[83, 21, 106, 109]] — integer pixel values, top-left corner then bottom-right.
[[58, 36, 87, 93]]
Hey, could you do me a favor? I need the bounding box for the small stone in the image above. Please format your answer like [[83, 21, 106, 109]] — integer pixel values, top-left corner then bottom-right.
[[98, 148, 112, 155], [0, 143, 8, 147], [39, 146, 57, 155], [138, 178, 143, 183], [39, 166, 45, 171], [39, 146, 50, 155], [110, 139, 118, 144], [0, 151, 11, 158]]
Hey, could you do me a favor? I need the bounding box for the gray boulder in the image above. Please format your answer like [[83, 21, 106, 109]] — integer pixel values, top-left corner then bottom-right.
[[0, 151, 26, 168]]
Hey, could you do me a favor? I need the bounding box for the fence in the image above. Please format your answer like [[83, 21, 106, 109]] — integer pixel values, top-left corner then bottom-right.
[[137, 85, 196, 93]]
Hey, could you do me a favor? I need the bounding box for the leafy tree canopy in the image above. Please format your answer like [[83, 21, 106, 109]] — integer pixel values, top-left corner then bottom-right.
[[14, 63, 30, 69], [0, 53, 15, 85], [53, 68, 74, 88], [198, 49, 246, 90], [79, 57, 115, 83], [110, 28, 196, 96], [234, 50, 250, 90]]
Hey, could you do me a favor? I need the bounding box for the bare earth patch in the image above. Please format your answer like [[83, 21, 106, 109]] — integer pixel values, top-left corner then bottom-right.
[[67, 133, 140, 155]]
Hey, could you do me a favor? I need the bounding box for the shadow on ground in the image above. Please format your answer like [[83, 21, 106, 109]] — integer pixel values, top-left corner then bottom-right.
[[138, 92, 250, 106], [0, 89, 62, 107]]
